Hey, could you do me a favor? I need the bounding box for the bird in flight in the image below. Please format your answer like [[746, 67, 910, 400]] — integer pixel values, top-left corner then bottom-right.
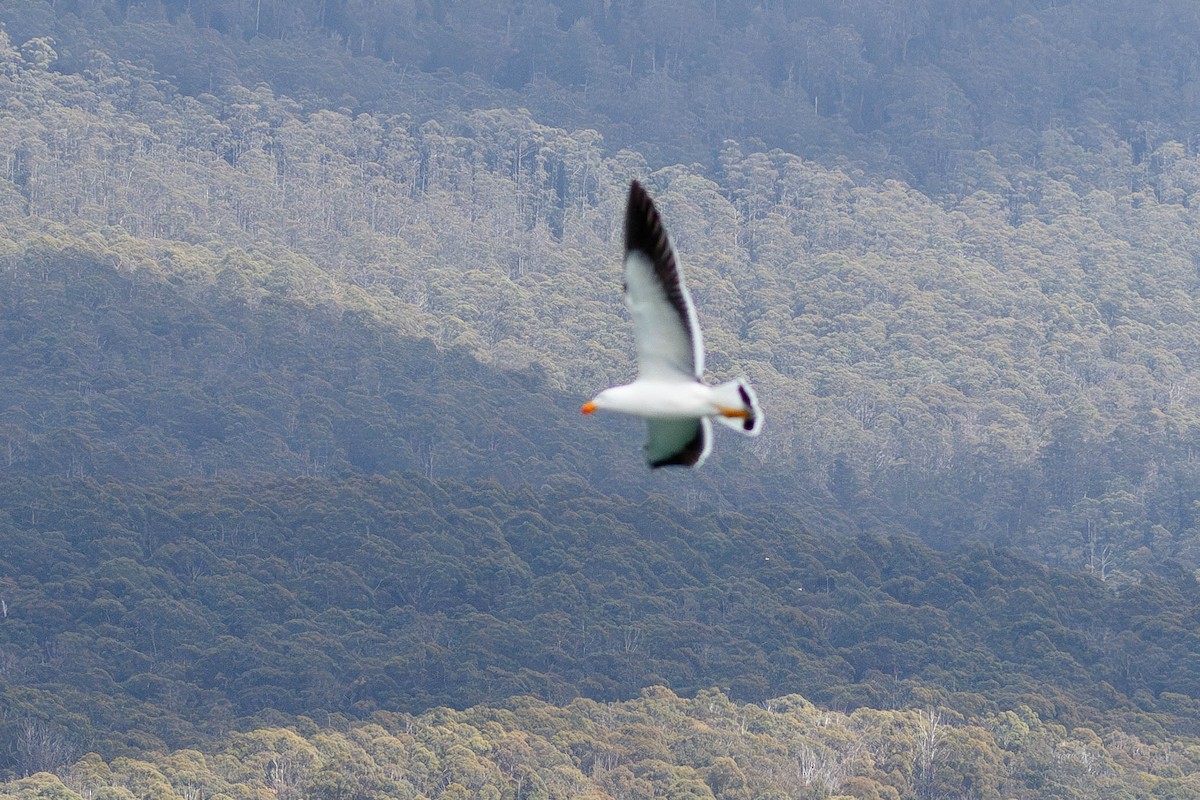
[[582, 180, 762, 468]]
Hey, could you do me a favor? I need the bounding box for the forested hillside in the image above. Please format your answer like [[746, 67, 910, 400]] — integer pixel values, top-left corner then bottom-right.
[[4, 0, 1200, 575], [8, 689, 1200, 800], [7, 239, 1200, 781], [6, 0, 1200, 796]]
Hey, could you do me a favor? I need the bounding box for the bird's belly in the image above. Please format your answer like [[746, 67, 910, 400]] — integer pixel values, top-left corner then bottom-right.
[[609, 381, 713, 418]]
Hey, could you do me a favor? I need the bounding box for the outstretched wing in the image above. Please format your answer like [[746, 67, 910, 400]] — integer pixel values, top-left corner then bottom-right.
[[645, 417, 712, 469], [624, 181, 703, 380]]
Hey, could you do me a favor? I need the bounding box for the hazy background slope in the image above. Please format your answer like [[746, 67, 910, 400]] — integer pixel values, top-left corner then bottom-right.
[[6, 4, 1200, 573], [10, 238, 1200, 759], [5, 0, 1200, 795]]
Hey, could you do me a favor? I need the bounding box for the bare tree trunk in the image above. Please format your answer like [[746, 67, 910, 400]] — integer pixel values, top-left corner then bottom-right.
[[17, 719, 81, 776]]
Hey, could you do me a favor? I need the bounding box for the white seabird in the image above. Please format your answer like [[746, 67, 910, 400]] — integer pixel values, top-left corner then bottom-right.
[[582, 180, 763, 468]]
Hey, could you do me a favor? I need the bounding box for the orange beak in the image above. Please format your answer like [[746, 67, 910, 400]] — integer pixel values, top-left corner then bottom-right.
[[581, 401, 598, 415], [717, 406, 750, 419]]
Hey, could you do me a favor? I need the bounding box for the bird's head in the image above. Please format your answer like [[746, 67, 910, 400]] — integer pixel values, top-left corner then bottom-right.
[[580, 389, 613, 415]]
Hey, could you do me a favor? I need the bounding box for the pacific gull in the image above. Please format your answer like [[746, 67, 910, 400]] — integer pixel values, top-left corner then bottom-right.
[[582, 180, 763, 468]]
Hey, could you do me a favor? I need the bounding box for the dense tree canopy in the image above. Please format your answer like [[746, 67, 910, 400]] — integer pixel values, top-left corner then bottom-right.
[[5, 0, 1200, 795], [4, 7, 1200, 574], [7, 688, 1200, 800]]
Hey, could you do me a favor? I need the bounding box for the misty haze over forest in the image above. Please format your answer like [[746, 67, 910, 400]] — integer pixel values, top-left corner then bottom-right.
[[4, 1, 1200, 797]]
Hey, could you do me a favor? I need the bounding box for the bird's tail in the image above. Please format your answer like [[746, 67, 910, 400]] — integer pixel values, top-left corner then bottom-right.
[[712, 379, 763, 436]]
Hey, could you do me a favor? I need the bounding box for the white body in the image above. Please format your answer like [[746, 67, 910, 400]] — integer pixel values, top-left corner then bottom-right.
[[591, 379, 740, 420]]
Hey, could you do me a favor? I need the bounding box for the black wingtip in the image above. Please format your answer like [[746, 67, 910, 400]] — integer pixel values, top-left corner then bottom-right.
[[649, 454, 701, 469], [737, 384, 758, 432], [646, 423, 708, 469], [624, 180, 694, 349], [625, 180, 664, 258]]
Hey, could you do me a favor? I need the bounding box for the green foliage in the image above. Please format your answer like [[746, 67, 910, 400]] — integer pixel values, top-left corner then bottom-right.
[[4, 690, 1200, 800], [2, 241, 1200, 773], [8, 0, 1197, 189], [5, 2, 1200, 798], [4, 9, 1200, 579]]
